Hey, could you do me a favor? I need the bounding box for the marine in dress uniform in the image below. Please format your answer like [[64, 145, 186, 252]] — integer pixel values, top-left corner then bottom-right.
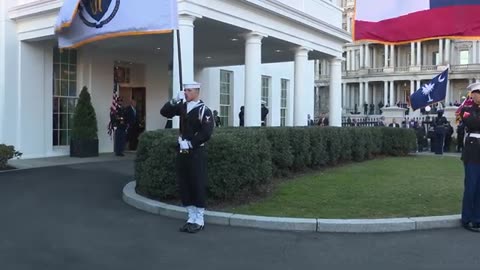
[[112, 101, 127, 156], [160, 82, 214, 234], [460, 82, 480, 232]]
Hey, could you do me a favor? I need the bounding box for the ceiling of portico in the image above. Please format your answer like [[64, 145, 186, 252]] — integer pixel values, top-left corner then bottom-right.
[[84, 17, 329, 69]]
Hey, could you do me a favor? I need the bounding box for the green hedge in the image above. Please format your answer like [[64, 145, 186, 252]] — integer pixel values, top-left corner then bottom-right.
[[0, 144, 22, 169], [135, 127, 416, 203]]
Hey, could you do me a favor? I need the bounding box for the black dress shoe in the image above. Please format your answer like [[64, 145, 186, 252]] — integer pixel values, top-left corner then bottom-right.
[[179, 223, 192, 232], [187, 223, 204, 233], [462, 222, 480, 233]]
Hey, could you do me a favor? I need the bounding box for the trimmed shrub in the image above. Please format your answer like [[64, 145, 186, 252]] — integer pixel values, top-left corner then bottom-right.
[[369, 127, 384, 156], [207, 128, 272, 201], [288, 128, 311, 171], [350, 128, 368, 161], [382, 127, 417, 156], [71, 87, 98, 140], [135, 130, 177, 199], [135, 128, 272, 202], [339, 127, 354, 162], [135, 126, 416, 203], [322, 127, 343, 165], [266, 128, 293, 177], [0, 144, 22, 169], [308, 127, 328, 168]]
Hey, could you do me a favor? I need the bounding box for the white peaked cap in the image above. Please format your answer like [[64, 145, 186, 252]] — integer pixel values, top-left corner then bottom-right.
[[467, 82, 480, 92], [183, 81, 201, 89]]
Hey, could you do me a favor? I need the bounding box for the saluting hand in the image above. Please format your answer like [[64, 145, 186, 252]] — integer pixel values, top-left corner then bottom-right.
[[176, 91, 185, 102]]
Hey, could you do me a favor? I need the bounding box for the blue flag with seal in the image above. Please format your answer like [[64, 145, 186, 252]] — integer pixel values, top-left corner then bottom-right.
[[410, 68, 449, 111], [55, 0, 178, 49]]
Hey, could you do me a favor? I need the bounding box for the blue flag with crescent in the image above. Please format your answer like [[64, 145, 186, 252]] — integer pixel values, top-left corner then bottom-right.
[[410, 68, 449, 111], [55, 0, 178, 49]]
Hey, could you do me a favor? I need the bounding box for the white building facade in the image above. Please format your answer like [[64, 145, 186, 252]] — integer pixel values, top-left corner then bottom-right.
[[0, 0, 349, 158], [316, 0, 478, 123]]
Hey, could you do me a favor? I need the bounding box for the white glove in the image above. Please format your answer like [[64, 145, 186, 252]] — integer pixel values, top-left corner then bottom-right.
[[175, 91, 185, 102], [178, 137, 191, 150]]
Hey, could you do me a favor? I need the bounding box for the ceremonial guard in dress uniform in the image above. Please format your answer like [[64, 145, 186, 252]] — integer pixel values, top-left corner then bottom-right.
[[112, 99, 127, 156], [460, 82, 480, 232], [160, 82, 214, 233], [432, 110, 448, 155]]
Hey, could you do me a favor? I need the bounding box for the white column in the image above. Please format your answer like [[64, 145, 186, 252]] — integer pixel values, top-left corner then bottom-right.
[[342, 83, 346, 108], [347, 84, 351, 109], [390, 45, 395, 68], [178, 15, 196, 84], [323, 59, 330, 75], [347, 16, 352, 33], [346, 49, 351, 71], [384, 44, 389, 68], [365, 81, 370, 105], [351, 49, 356, 70], [294, 47, 310, 126], [416, 80, 421, 93], [360, 45, 364, 69], [351, 85, 355, 108], [329, 57, 343, 127], [445, 39, 451, 64], [410, 42, 415, 66], [0, 1, 6, 143], [373, 47, 377, 68], [396, 85, 401, 103], [389, 81, 395, 106], [172, 15, 196, 128], [384, 81, 389, 105], [359, 82, 365, 107], [320, 59, 327, 75], [410, 80, 415, 96], [474, 41, 479, 64], [438, 39, 444, 65], [446, 80, 451, 105], [417, 42, 422, 66], [365, 44, 370, 68], [244, 32, 265, 127], [372, 84, 377, 106], [423, 44, 427, 66]]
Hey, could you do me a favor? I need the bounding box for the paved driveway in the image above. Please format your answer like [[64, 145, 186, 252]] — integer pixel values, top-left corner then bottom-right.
[[0, 160, 479, 270]]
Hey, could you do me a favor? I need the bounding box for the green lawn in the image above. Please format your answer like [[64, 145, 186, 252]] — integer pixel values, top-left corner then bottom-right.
[[226, 156, 464, 219]]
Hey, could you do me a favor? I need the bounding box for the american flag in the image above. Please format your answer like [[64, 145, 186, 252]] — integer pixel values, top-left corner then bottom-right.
[[107, 75, 120, 137]]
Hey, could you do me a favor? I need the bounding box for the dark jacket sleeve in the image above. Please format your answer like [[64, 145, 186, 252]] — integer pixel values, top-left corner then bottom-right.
[[160, 100, 181, 119], [191, 107, 214, 148]]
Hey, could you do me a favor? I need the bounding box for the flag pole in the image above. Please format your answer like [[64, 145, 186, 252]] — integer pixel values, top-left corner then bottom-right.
[[176, 29, 183, 93], [175, 28, 186, 135]]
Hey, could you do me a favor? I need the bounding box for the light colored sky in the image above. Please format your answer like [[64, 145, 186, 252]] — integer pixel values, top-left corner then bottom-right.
[[356, 0, 430, 22]]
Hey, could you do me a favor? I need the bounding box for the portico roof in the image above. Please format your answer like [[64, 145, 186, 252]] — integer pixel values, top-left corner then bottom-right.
[[84, 17, 334, 69], [9, 0, 349, 62]]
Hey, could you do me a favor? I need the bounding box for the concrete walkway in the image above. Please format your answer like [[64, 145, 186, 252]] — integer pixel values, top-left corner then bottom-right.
[[7, 152, 135, 170], [1, 158, 480, 269], [415, 151, 461, 158]]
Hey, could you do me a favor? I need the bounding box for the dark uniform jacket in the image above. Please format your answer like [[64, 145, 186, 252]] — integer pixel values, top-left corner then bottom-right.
[[433, 116, 448, 135], [112, 107, 127, 130], [160, 100, 214, 149], [461, 104, 480, 163]]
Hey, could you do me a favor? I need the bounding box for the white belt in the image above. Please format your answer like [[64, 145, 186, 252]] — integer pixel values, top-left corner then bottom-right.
[[469, 133, 480, 139]]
